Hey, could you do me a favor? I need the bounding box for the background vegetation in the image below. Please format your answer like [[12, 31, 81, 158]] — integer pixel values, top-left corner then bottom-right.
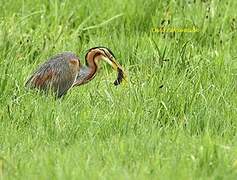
[[0, 0, 237, 179]]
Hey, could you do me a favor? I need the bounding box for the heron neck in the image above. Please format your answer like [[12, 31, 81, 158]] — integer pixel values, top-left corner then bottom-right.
[[85, 53, 101, 81], [73, 52, 101, 87]]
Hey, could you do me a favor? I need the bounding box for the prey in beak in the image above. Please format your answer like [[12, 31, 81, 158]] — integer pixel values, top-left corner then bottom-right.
[[73, 46, 127, 87], [98, 47, 127, 86], [114, 67, 125, 86]]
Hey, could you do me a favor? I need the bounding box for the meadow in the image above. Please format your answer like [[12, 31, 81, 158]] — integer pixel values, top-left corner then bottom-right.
[[0, 0, 237, 179]]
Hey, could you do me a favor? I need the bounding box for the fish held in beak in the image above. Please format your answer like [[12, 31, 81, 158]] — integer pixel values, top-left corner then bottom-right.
[[113, 66, 127, 86], [101, 51, 127, 86]]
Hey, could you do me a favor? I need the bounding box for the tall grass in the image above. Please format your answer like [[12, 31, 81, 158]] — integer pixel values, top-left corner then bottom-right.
[[0, 0, 237, 179]]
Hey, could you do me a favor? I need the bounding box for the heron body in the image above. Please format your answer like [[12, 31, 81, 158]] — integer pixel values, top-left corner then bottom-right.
[[25, 52, 80, 97], [25, 47, 126, 98]]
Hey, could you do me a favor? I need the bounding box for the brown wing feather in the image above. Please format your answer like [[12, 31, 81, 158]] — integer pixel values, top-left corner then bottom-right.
[[25, 52, 80, 97], [27, 67, 55, 88]]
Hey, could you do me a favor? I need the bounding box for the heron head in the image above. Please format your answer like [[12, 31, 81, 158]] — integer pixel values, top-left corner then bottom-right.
[[85, 47, 127, 85]]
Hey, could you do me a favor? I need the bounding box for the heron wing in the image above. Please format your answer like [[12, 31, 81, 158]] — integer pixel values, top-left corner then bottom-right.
[[26, 53, 79, 97]]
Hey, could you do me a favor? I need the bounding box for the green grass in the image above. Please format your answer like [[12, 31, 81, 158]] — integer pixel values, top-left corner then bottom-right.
[[0, 0, 237, 179]]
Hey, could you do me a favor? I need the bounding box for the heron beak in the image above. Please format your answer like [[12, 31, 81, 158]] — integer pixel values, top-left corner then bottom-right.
[[103, 56, 127, 85]]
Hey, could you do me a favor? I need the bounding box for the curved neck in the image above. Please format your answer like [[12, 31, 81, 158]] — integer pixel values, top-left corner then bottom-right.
[[73, 51, 102, 87], [73, 48, 113, 87], [85, 51, 102, 81]]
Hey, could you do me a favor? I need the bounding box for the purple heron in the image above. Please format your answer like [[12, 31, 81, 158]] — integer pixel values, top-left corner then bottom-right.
[[25, 47, 126, 98]]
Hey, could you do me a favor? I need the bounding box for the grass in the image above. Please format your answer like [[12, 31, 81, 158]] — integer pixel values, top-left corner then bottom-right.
[[0, 0, 237, 179]]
